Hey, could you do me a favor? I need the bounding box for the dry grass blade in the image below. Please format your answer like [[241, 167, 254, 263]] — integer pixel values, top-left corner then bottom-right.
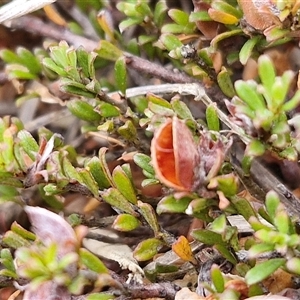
[[0, 0, 57, 23]]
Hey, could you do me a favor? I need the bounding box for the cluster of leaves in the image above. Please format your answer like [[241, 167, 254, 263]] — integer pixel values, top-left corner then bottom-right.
[[1, 206, 110, 299], [226, 54, 300, 170]]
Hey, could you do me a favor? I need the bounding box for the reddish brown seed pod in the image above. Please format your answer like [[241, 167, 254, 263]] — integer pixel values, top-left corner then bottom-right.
[[238, 0, 281, 31], [151, 117, 199, 191]]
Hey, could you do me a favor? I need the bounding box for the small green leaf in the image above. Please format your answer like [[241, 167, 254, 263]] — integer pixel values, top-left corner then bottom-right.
[[245, 258, 285, 285], [67, 99, 102, 122], [85, 156, 111, 189], [112, 214, 140, 231], [119, 18, 142, 33], [274, 206, 291, 234], [60, 79, 96, 98], [191, 229, 224, 245], [270, 78, 287, 112], [286, 257, 300, 275], [208, 174, 239, 197], [235, 80, 265, 111], [79, 248, 108, 274], [101, 188, 138, 216], [245, 139, 266, 157], [112, 165, 137, 204], [206, 104, 220, 131], [17, 130, 39, 161], [154, 0, 168, 26], [0, 49, 22, 64], [11, 222, 36, 241], [76, 46, 90, 78], [161, 23, 195, 34], [210, 214, 227, 233], [133, 238, 163, 261], [248, 243, 275, 258], [0, 269, 17, 278], [147, 93, 173, 116], [117, 120, 137, 141], [62, 157, 82, 183], [96, 102, 120, 118], [239, 36, 261, 65], [98, 148, 114, 185], [17, 47, 42, 75], [42, 57, 68, 77], [258, 55, 276, 96], [249, 216, 273, 232], [86, 293, 115, 300], [186, 198, 218, 214], [231, 196, 257, 221], [156, 195, 192, 214], [114, 56, 127, 94], [214, 243, 237, 264], [0, 249, 16, 272], [280, 147, 298, 161], [171, 99, 194, 120], [2, 128, 15, 169], [78, 169, 99, 197], [133, 153, 155, 176], [138, 201, 160, 236], [97, 41, 123, 61], [211, 1, 242, 19], [7, 68, 36, 80], [158, 33, 182, 51], [189, 11, 212, 22], [168, 9, 189, 25], [3, 231, 31, 249], [283, 90, 300, 111], [217, 67, 235, 98], [265, 191, 280, 222], [49, 41, 69, 68], [211, 265, 225, 293]]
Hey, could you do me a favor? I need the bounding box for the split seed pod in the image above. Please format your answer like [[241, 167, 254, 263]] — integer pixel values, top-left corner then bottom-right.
[[238, 0, 281, 32], [151, 117, 199, 191]]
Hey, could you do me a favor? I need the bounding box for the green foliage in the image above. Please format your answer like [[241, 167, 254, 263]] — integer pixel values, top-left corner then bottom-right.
[[2, 0, 300, 298], [227, 54, 300, 162]]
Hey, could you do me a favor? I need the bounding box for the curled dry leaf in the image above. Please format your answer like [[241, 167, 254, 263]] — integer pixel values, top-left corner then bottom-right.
[[24, 206, 78, 258], [151, 117, 199, 192], [151, 117, 232, 195]]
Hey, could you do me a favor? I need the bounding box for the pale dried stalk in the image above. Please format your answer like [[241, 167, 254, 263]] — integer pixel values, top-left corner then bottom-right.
[[0, 0, 57, 23]]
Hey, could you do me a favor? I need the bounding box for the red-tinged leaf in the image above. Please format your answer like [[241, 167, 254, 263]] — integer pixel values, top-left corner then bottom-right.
[[114, 56, 127, 94], [24, 206, 78, 256], [79, 248, 108, 274], [112, 165, 137, 204]]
